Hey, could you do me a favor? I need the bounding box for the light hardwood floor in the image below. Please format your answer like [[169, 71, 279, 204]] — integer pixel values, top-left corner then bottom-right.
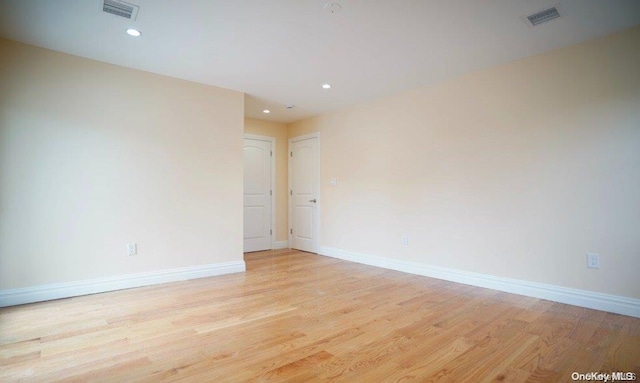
[[1, 249, 639, 382]]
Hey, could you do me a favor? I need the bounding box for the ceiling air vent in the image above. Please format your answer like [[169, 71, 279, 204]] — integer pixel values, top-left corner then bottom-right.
[[102, 0, 139, 20], [523, 5, 564, 27]]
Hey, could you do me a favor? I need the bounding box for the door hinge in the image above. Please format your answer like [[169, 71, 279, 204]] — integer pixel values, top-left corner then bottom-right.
[[270, 229, 272, 235], [290, 151, 293, 157], [270, 150, 273, 157], [290, 190, 292, 196], [270, 190, 272, 196], [290, 228, 293, 234]]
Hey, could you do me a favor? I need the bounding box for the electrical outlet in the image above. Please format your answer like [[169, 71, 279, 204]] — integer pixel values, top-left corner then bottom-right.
[[127, 243, 137, 256], [401, 234, 409, 247], [587, 253, 599, 269]]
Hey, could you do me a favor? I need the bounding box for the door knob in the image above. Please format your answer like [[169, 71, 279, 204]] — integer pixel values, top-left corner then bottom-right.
[[309, 199, 317, 203]]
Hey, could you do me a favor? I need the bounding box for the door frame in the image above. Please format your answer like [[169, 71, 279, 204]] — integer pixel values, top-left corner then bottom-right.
[[288, 132, 321, 253], [244, 133, 276, 250]]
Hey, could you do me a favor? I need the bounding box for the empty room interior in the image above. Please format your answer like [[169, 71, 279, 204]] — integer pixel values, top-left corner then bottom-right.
[[1, 0, 639, 381]]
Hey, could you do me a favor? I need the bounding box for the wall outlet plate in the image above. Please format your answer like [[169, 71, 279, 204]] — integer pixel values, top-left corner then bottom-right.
[[127, 243, 137, 256], [587, 253, 599, 269]]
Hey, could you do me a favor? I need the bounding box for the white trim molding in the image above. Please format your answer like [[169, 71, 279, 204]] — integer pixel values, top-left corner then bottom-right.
[[273, 241, 289, 250], [0, 261, 246, 308], [319, 246, 640, 318]]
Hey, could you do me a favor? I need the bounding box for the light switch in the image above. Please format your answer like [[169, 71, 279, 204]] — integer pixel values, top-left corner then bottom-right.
[[330, 177, 338, 186]]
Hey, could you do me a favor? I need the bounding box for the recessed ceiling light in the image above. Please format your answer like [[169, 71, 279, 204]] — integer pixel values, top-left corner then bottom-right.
[[126, 28, 141, 37], [322, 84, 331, 89], [263, 109, 270, 114]]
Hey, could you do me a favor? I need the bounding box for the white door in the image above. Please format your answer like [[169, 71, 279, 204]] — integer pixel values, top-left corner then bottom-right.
[[243, 137, 273, 252], [289, 134, 319, 253]]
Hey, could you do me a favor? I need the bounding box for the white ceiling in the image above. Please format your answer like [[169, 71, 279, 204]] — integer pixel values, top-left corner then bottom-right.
[[1, 1, 639, 123]]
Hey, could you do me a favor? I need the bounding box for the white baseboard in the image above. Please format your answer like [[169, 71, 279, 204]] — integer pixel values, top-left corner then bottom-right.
[[0, 261, 246, 308], [319, 246, 640, 318], [273, 241, 289, 250]]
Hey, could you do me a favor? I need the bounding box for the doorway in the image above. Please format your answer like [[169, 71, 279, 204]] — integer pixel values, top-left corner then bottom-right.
[[288, 133, 320, 253], [243, 135, 275, 252]]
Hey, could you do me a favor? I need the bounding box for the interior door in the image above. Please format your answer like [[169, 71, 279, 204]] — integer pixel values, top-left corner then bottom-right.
[[289, 135, 319, 253], [243, 137, 272, 252]]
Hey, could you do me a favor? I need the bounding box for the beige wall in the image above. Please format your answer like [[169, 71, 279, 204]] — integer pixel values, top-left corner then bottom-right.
[[289, 26, 640, 299], [243, 118, 288, 242], [0, 39, 244, 290]]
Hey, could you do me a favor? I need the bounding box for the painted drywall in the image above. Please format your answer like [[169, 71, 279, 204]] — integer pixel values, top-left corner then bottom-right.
[[244, 118, 288, 243], [0, 39, 245, 290], [289, 26, 640, 299]]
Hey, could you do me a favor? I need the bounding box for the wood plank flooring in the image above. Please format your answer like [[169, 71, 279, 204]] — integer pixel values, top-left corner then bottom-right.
[[1, 249, 639, 382]]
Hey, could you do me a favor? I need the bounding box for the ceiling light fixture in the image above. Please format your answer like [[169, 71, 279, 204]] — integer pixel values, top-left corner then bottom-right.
[[263, 109, 270, 114], [322, 84, 331, 89], [126, 28, 141, 37]]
